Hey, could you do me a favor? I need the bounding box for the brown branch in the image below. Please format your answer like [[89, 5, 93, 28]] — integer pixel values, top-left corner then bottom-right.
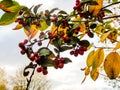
[[102, 1, 120, 10], [26, 64, 37, 90], [103, 15, 120, 20]]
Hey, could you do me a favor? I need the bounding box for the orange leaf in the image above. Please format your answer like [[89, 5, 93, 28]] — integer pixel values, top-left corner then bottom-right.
[[24, 25, 38, 39], [13, 24, 23, 30]]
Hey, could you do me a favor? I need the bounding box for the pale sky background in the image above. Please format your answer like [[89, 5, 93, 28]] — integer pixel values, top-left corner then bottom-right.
[[0, 0, 117, 90]]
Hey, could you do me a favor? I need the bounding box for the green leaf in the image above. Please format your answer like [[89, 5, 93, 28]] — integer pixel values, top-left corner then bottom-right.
[[103, 9, 112, 13], [0, 0, 14, 8], [0, 5, 25, 25], [79, 40, 90, 47], [64, 58, 72, 64], [37, 56, 55, 67], [60, 46, 73, 52], [58, 10, 68, 15], [0, 12, 18, 25], [49, 8, 59, 14], [112, 0, 118, 2], [33, 4, 42, 14], [38, 47, 51, 56], [83, 0, 98, 5], [52, 38, 63, 49]]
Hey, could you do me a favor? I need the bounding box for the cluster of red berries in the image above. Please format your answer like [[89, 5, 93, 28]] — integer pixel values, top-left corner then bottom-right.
[[29, 52, 40, 62], [70, 46, 87, 57], [37, 66, 48, 75], [15, 18, 27, 26], [53, 58, 65, 69], [19, 39, 28, 55], [73, 0, 82, 11]]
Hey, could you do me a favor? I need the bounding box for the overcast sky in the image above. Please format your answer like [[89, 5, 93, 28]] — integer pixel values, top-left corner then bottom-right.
[[0, 0, 116, 90]]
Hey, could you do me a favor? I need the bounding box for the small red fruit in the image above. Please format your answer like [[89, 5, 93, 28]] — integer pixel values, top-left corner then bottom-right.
[[29, 55, 35, 61], [20, 50, 26, 55], [42, 70, 48, 75], [58, 63, 64, 68], [24, 39, 28, 44], [37, 67, 43, 72], [19, 42, 24, 48]]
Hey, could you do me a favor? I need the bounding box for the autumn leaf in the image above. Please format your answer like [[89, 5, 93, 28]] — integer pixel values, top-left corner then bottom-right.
[[88, 0, 103, 16], [114, 42, 120, 50], [104, 52, 120, 79], [24, 25, 38, 39], [92, 48, 104, 69], [38, 21, 48, 31], [100, 31, 111, 42], [13, 24, 23, 30], [90, 69, 99, 81], [86, 50, 95, 67]]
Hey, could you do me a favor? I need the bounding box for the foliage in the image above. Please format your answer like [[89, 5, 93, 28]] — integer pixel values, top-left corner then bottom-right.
[[1, 0, 120, 89]]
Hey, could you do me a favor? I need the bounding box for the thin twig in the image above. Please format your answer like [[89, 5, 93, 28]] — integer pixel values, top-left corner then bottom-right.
[[26, 65, 37, 90], [102, 1, 120, 10]]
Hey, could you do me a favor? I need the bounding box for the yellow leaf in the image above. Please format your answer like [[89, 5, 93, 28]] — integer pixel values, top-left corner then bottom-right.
[[86, 50, 95, 67], [107, 31, 117, 43], [24, 25, 38, 39], [104, 52, 120, 79], [38, 21, 48, 31], [100, 31, 111, 42], [89, 0, 103, 16], [114, 42, 120, 50], [90, 69, 99, 81], [92, 48, 104, 69], [13, 24, 23, 30]]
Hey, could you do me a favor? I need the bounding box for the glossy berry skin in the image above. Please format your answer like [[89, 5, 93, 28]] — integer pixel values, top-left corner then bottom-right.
[[58, 63, 64, 68], [24, 39, 28, 44], [37, 67, 43, 72], [20, 50, 26, 55], [29, 55, 35, 61], [19, 42, 25, 49], [42, 69, 48, 75]]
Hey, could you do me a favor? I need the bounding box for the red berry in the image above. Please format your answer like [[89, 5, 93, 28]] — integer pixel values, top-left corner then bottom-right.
[[19, 42, 24, 48], [34, 52, 38, 56], [38, 40, 42, 46], [70, 51, 74, 55], [24, 39, 28, 44], [20, 50, 26, 55], [29, 55, 35, 61], [37, 67, 43, 72], [64, 36, 70, 41], [35, 56, 40, 61], [42, 70, 48, 75], [58, 63, 64, 68], [79, 50, 84, 55]]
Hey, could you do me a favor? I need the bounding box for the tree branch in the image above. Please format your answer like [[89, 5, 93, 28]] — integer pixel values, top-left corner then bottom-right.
[[102, 1, 120, 10]]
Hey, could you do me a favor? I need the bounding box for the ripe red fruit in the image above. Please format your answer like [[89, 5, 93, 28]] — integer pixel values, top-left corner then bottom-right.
[[64, 36, 70, 42], [79, 50, 84, 55], [24, 39, 28, 44], [70, 50, 75, 55], [35, 56, 40, 61], [42, 70, 48, 75], [38, 40, 42, 46], [20, 50, 26, 55], [29, 55, 35, 61], [37, 67, 43, 72], [19, 42, 24, 48], [58, 63, 64, 68]]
